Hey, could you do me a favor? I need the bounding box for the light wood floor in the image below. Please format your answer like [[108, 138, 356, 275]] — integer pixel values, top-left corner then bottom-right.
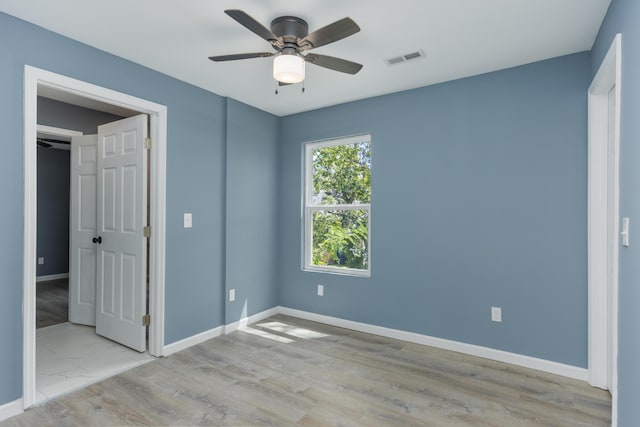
[[36, 279, 68, 329], [2, 314, 610, 426]]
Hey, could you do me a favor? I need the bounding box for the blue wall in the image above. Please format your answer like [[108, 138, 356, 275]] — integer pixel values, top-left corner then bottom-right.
[[36, 147, 70, 277], [225, 99, 280, 324], [279, 52, 591, 367], [592, 0, 640, 424]]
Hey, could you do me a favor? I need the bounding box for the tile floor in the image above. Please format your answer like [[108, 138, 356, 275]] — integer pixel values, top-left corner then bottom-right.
[[36, 322, 154, 403]]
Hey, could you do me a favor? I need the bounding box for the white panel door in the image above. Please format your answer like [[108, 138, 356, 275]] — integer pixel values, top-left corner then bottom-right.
[[69, 135, 98, 326], [96, 114, 148, 352]]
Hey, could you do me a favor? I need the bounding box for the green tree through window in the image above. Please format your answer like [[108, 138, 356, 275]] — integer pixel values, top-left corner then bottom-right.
[[305, 136, 371, 274]]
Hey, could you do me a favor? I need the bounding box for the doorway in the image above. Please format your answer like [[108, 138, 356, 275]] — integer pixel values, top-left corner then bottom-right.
[[23, 66, 168, 408], [35, 121, 155, 402], [587, 34, 621, 424], [35, 124, 80, 330]]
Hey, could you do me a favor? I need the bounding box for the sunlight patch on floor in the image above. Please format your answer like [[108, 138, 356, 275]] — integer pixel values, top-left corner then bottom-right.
[[239, 326, 294, 343], [256, 321, 329, 339]]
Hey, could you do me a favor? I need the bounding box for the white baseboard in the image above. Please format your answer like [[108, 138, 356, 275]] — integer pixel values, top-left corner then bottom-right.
[[162, 304, 587, 383], [36, 273, 69, 282], [224, 307, 281, 334], [0, 399, 23, 423], [163, 325, 224, 356], [278, 306, 588, 382], [162, 306, 281, 356]]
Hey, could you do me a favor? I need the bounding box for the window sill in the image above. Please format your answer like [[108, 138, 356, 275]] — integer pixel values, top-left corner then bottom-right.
[[303, 265, 370, 278]]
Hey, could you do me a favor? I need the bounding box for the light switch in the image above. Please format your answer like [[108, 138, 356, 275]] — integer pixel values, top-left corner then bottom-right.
[[184, 213, 192, 228], [621, 217, 630, 247]]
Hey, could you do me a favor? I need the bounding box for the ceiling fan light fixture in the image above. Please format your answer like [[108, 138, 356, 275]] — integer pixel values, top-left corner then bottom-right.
[[273, 54, 305, 84]]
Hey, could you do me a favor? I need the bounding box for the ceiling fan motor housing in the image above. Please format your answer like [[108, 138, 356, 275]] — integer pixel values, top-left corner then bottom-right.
[[271, 16, 309, 43]]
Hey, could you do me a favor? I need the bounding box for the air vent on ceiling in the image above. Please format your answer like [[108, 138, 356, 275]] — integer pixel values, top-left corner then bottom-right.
[[385, 49, 427, 66]]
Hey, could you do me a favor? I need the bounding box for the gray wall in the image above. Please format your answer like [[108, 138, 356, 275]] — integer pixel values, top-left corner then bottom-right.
[[591, 0, 640, 424], [36, 97, 124, 278], [36, 148, 70, 277], [278, 52, 591, 368], [225, 99, 280, 324]]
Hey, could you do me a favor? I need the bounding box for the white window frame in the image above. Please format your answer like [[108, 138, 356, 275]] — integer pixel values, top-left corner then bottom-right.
[[304, 134, 371, 277]]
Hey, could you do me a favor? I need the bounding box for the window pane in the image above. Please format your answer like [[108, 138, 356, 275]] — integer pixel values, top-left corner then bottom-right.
[[311, 209, 369, 270], [312, 141, 371, 205]]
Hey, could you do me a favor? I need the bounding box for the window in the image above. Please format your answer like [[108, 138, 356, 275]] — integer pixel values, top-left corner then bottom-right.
[[304, 134, 371, 276]]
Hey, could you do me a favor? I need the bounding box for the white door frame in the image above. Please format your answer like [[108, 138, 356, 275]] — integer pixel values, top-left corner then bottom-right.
[[588, 34, 621, 423], [23, 65, 167, 408], [37, 124, 83, 140]]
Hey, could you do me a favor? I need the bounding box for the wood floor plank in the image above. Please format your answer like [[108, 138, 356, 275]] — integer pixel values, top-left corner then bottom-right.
[[36, 279, 69, 329], [1, 314, 610, 426]]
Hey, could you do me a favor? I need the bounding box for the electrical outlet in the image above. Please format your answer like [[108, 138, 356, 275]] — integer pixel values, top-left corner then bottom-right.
[[37, 257, 44, 265], [317, 284, 324, 296], [491, 307, 502, 322], [229, 289, 235, 302]]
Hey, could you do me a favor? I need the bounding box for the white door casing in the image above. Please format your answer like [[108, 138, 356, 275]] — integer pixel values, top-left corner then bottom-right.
[[588, 33, 621, 426], [24, 65, 167, 409], [69, 135, 98, 326], [95, 115, 148, 352], [606, 85, 616, 390]]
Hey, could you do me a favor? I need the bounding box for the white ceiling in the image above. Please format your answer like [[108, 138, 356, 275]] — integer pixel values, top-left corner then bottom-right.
[[0, 0, 611, 117]]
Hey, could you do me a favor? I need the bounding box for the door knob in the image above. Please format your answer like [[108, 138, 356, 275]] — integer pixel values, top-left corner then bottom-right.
[[92, 236, 102, 244]]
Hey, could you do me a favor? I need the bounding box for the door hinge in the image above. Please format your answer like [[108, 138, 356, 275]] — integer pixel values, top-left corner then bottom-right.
[[144, 138, 152, 150], [142, 314, 150, 327], [143, 226, 151, 238]]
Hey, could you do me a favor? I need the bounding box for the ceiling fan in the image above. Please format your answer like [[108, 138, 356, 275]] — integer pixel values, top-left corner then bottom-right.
[[209, 10, 363, 85]]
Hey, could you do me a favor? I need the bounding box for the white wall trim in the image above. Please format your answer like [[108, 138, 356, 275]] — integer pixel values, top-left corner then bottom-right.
[[36, 273, 69, 282], [23, 65, 168, 408], [36, 125, 82, 150], [165, 304, 589, 381], [588, 34, 621, 427], [170, 305, 589, 382], [224, 307, 281, 334], [148, 99, 168, 359], [161, 307, 282, 356], [278, 307, 588, 381], [23, 65, 38, 412], [0, 399, 23, 423], [163, 326, 224, 356], [36, 125, 82, 139], [156, 304, 588, 386]]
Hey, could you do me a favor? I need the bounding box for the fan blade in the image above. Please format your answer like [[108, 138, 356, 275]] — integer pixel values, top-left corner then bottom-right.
[[300, 17, 360, 50], [305, 53, 363, 74], [209, 52, 274, 62], [225, 9, 279, 42]]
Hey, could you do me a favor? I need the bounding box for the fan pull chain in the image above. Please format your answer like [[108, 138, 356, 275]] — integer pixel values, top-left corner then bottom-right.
[[302, 80, 305, 94], [275, 80, 279, 95]]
